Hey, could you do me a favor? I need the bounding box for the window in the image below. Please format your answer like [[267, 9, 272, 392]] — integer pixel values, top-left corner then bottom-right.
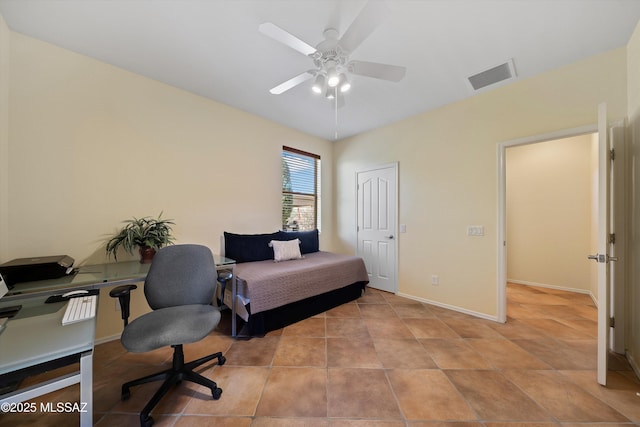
[[281, 146, 321, 231]]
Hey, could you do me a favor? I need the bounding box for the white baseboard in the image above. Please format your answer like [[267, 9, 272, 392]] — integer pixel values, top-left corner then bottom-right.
[[508, 279, 598, 305], [508, 279, 591, 294], [396, 285, 638, 383], [627, 352, 640, 380], [94, 333, 121, 346], [396, 292, 499, 323]]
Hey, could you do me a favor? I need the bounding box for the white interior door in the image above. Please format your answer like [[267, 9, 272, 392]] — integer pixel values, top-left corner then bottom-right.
[[592, 102, 613, 386], [357, 163, 398, 293]]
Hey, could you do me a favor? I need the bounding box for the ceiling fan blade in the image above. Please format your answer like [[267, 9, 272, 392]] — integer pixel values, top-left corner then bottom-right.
[[348, 60, 406, 82], [269, 71, 314, 95], [339, 0, 390, 53], [259, 22, 317, 56]]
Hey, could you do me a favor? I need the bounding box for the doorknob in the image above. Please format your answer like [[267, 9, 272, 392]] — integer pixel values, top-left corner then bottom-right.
[[386, 235, 394, 239], [587, 254, 618, 263]]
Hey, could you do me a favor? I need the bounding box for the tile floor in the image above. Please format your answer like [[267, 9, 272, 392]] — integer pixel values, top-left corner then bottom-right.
[[2, 283, 639, 427]]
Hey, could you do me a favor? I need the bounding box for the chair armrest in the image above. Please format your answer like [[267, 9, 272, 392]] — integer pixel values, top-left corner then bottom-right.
[[109, 284, 138, 327], [109, 284, 138, 298], [217, 271, 233, 282]]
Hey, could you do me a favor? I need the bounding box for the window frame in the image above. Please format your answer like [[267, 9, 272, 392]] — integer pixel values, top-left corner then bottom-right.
[[281, 146, 321, 231]]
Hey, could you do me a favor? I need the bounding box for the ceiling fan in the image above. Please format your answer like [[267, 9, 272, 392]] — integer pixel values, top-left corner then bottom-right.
[[259, 0, 406, 103]]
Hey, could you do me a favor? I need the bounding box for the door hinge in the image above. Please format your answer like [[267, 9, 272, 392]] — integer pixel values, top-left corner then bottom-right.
[[610, 148, 615, 161], [357, 225, 360, 232], [609, 233, 616, 244], [610, 316, 615, 328]]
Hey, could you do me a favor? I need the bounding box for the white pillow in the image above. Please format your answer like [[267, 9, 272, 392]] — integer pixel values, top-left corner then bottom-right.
[[269, 239, 302, 262]]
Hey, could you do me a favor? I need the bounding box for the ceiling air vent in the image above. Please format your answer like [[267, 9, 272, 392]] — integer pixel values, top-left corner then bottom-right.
[[467, 59, 516, 91]]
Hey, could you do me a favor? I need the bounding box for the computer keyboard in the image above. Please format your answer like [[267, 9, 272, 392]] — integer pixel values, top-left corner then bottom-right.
[[62, 295, 97, 325]]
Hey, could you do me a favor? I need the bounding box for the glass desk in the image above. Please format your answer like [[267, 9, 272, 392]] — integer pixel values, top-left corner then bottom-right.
[[2, 261, 149, 302], [3, 256, 236, 302], [0, 295, 95, 426], [0, 255, 236, 426]]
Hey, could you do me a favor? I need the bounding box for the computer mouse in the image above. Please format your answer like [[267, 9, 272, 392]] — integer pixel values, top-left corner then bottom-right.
[[62, 290, 89, 298]]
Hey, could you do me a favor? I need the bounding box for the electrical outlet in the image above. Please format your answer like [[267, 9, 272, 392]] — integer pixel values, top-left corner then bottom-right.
[[431, 275, 439, 286]]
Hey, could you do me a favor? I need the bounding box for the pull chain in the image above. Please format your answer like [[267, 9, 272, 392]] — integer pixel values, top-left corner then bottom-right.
[[334, 87, 338, 140]]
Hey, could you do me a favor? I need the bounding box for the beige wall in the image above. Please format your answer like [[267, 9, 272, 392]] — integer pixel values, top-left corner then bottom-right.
[[0, 15, 9, 262], [626, 20, 640, 375], [5, 31, 333, 340], [333, 47, 627, 317], [506, 134, 596, 294]]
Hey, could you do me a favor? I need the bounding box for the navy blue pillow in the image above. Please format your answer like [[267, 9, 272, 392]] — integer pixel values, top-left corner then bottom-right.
[[224, 232, 280, 263], [278, 229, 319, 254]]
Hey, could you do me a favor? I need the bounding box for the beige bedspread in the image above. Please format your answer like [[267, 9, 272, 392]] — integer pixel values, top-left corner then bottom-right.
[[234, 251, 368, 314]]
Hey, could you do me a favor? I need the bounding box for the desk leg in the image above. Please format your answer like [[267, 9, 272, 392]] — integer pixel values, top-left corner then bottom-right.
[[79, 350, 93, 427], [231, 264, 237, 338]]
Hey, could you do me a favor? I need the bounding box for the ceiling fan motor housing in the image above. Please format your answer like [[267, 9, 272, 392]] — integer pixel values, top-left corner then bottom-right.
[[312, 28, 349, 76]]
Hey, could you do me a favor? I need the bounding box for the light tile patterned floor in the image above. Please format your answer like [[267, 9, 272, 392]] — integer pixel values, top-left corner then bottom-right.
[[1, 283, 639, 427]]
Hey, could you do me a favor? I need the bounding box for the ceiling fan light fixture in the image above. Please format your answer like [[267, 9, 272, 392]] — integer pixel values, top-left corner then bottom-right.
[[339, 73, 351, 92], [325, 87, 336, 99], [326, 66, 339, 88], [311, 74, 325, 94]]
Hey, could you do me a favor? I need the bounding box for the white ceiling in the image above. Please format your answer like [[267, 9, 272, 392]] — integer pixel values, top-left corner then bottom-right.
[[1, 0, 640, 141]]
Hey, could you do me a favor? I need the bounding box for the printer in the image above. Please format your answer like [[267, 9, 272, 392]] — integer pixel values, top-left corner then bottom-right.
[[0, 255, 75, 287]]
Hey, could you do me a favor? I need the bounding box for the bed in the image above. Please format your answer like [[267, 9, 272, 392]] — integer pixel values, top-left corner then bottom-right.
[[218, 230, 369, 337]]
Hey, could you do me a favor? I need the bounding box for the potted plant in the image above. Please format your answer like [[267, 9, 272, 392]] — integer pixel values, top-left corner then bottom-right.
[[106, 213, 175, 263]]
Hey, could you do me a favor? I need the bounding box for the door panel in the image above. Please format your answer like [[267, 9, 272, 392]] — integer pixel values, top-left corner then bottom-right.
[[361, 239, 373, 275], [378, 180, 389, 229], [362, 180, 372, 229], [377, 241, 390, 278]]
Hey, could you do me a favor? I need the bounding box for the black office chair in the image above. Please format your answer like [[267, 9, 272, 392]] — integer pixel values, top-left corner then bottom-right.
[[110, 244, 225, 427]]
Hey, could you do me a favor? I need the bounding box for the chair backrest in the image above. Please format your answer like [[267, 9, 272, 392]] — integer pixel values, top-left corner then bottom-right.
[[144, 244, 216, 310]]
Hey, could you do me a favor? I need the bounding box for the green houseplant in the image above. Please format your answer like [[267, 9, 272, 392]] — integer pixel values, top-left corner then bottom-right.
[[106, 213, 175, 263]]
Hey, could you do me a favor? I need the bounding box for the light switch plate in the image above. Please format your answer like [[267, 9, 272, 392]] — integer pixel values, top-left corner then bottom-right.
[[467, 225, 484, 236]]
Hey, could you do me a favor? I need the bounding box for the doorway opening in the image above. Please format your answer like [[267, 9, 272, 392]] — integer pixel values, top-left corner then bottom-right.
[[505, 132, 599, 314], [497, 113, 628, 385], [497, 125, 597, 323]]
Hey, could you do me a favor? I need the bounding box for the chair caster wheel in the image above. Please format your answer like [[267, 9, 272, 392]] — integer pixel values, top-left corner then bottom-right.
[[142, 415, 154, 427], [212, 387, 223, 400], [121, 389, 131, 401], [218, 355, 226, 366]]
